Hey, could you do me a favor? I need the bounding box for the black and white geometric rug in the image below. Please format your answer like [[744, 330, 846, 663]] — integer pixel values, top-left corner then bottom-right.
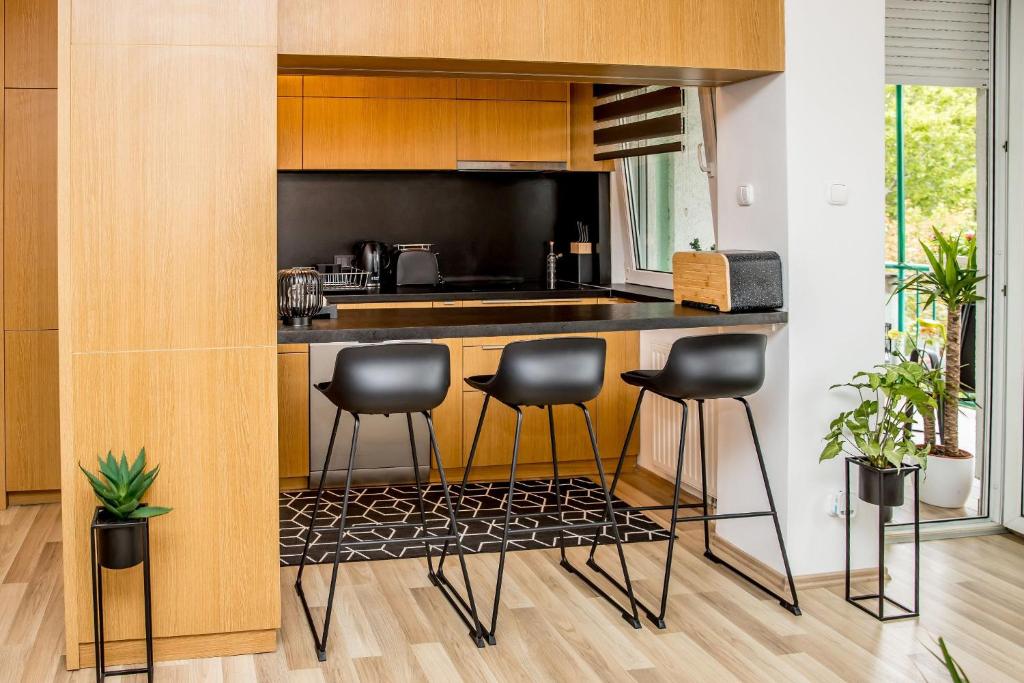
[[280, 477, 671, 566]]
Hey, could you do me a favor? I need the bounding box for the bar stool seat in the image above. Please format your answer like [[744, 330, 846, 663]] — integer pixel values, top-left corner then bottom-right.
[[437, 337, 642, 645], [295, 343, 486, 661], [587, 333, 801, 628]]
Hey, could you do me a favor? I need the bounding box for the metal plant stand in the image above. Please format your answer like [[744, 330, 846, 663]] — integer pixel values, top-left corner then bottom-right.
[[844, 457, 920, 621], [89, 510, 154, 681]]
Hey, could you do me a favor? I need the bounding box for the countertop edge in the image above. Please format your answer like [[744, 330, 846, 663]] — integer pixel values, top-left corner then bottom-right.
[[278, 309, 788, 343]]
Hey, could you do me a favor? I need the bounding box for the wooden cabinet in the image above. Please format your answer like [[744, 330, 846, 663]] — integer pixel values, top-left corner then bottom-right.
[[286, 75, 580, 170], [456, 100, 568, 163], [4, 89, 58, 331], [305, 75, 455, 99], [569, 83, 614, 172], [278, 345, 309, 489], [462, 391, 593, 467], [303, 96, 456, 170], [5, 0, 58, 88], [277, 97, 303, 170], [4, 331, 60, 492], [456, 79, 567, 102]]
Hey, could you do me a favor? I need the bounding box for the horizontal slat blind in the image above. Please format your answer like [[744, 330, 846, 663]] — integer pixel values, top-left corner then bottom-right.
[[886, 0, 992, 87], [592, 85, 683, 161]]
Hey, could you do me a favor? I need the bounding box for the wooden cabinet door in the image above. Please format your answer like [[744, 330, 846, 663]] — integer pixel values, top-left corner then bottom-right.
[[5, 331, 60, 492], [5, 0, 58, 87], [456, 100, 568, 163], [277, 97, 303, 170], [456, 79, 567, 102], [278, 348, 309, 485], [594, 331, 641, 458], [4, 89, 58, 331], [303, 97, 456, 170], [462, 392, 594, 467]]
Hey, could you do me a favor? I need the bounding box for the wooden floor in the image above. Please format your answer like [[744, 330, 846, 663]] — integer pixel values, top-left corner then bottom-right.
[[3, 470, 1024, 682]]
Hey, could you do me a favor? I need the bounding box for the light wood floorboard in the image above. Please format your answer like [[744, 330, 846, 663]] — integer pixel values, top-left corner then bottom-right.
[[2, 470, 1023, 682]]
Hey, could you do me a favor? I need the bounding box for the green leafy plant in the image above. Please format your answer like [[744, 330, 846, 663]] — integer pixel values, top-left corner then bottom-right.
[[820, 361, 939, 470], [930, 637, 969, 683], [892, 229, 985, 455], [79, 448, 171, 519]]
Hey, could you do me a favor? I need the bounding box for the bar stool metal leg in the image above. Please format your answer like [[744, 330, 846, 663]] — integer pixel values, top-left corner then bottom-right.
[[436, 394, 490, 577], [547, 406, 569, 565], [729, 397, 800, 615], [295, 414, 361, 661], [407, 413, 439, 577], [423, 412, 487, 647], [587, 389, 645, 563], [697, 400, 711, 555], [485, 407, 525, 645], [295, 406, 342, 588], [569, 404, 642, 628]]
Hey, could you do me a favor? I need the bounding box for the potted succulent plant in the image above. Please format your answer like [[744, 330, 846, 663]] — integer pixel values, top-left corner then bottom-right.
[[893, 229, 986, 508], [820, 361, 937, 507], [79, 448, 171, 569]]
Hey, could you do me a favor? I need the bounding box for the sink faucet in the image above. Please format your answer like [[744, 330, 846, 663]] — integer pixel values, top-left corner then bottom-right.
[[546, 241, 562, 289]]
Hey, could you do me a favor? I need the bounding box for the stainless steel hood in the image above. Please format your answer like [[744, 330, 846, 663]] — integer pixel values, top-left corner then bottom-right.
[[456, 160, 568, 172]]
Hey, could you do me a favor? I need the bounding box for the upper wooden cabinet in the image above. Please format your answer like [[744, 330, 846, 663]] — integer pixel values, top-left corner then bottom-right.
[[303, 97, 457, 170], [4, 89, 58, 331], [305, 75, 455, 99], [456, 79, 567, 102], [288, 75, 581, 169], [279, 0, 785, 83], [5, 0, 58, 87], [456, 100, 568, 163], [278, 97, 303, 170]]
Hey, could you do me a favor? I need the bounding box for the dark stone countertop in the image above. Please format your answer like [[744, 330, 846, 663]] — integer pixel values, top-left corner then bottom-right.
[[325, 280, 611, 304], [279, 302, 787, 343]]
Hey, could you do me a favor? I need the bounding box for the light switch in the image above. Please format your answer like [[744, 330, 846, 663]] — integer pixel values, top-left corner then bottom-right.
[[827, 183, 849, 205], [737, 185, 755, 206]]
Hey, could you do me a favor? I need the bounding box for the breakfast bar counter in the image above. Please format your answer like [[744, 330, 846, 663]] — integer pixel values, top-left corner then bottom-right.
[[277, 302, 788, 343]]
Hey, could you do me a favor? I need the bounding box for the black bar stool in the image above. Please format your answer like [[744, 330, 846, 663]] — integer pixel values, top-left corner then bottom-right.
[[586, 333, 801, 628], [294, 343, 486, 660], [436, 337, 642, 645]]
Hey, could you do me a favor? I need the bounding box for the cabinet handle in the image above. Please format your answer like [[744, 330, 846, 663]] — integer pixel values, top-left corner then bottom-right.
[[480, 344, 505, 350], [479, 298, 583, 305]]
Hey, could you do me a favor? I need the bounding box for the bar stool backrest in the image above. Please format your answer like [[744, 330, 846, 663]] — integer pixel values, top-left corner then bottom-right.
[[489, 337, 606, 407], [653, 334, 767, 400], [318, 343, 450, 414]]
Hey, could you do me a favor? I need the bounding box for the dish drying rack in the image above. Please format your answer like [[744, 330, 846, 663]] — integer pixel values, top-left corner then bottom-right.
[[319, 266, 370, 291]]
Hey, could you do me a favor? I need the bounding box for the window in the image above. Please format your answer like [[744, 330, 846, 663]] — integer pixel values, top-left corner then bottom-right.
[[621, 87, 716, 286], [884, 0, 996, 526]]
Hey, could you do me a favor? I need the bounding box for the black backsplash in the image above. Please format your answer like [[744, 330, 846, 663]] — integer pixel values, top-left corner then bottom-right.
[[277, 171, 610, 283]]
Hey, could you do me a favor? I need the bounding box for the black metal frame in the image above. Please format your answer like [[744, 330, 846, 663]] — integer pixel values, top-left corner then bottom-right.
[[89, 509, 153, 682], [587, 390, 801, 628], [295, 408, 486, 661], [844, 457, 920, 621], [435, 394, 642, 645]]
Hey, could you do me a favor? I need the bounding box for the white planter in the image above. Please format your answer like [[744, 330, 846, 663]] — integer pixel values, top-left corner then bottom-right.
[[920, 452, 975, 508]]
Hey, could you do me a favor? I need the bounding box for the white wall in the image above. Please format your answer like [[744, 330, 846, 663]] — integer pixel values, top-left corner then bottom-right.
[[714, 0, 886, 575]]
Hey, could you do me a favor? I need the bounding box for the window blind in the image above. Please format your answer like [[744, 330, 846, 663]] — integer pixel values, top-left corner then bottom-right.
[[592, 85, 684, 161], [886, 0, 993, 87]]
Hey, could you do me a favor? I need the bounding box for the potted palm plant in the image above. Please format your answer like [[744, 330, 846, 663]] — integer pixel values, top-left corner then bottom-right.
[[893, 229, 986, 508], [79, 448, 171, 569], [820, 361, 937, 507]]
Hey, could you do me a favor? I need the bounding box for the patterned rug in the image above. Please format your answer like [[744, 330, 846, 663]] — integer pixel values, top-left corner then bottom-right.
[[280, 477, 671, 566]]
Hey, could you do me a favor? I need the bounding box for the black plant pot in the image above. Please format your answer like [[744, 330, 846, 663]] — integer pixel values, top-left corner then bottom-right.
[[95, 510, 146, 569], [856, 460, 911, 507]]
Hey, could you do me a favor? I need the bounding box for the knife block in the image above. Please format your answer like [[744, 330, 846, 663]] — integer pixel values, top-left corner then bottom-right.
[[560, 244, 598, 284], [672, 250, 783, 312]]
